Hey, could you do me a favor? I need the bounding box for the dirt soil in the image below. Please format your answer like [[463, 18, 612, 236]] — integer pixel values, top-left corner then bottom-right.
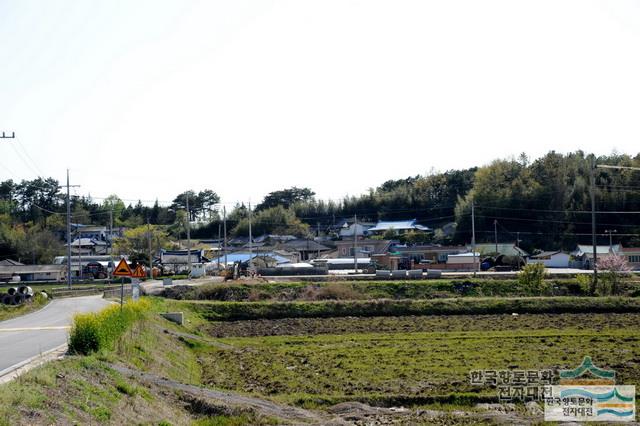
[[111, 364, 341, 425], [112, 364, 542, 425], [205, 312, 640, 337]]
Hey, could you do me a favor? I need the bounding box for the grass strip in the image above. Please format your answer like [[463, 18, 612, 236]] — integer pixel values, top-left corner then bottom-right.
[[179, 296, 640, 321]]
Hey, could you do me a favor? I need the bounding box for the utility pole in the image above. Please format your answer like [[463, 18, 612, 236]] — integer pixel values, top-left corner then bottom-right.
[[223, 206, 228, 268], [78, 228, 82, 283], [248, 202, 253, 267], [62, 170, 80, 288], [353, 214, 358, 273], [109, 204, 114, 282], [471, 200, 477, 275], [317, 222, 321, 257], [186, 193, 192, 277], [66, 170, 72, 289], [590, 156, 598, 290], [217, 223, 222, 272], [493, 219, 498, 254], [147, 216, 153, 279]]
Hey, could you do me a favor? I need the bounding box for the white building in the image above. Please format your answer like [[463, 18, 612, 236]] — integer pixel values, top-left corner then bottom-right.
[[528, 251, 571, 268], [445, 252, 481, 271]]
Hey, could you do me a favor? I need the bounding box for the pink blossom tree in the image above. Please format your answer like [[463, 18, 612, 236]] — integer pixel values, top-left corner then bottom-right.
[[597, 255, 631, 295]]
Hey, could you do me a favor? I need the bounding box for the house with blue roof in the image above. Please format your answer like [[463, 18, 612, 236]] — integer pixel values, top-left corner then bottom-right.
[[213, 252, 292, 267]]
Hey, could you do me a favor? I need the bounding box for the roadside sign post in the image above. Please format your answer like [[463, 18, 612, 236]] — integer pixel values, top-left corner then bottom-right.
[[131, 279, 140, 301], [130, 265, 146, 302], [112, 258, 133, 310]]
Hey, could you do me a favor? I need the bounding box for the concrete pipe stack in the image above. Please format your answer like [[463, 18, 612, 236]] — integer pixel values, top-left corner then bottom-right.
[[0, 286, 34, 306]]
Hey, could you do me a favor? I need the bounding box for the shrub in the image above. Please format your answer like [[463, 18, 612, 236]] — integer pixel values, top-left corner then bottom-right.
[[576, 274, 593, 295], [308, 283, 365, 300], [518, 263, 547, 294], [69, 299, 150, 355]]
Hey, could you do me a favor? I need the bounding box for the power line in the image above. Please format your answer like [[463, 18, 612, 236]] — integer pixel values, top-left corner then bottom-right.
[[14, 139, 45, 177], [474, 214, 640, 228], [8, 142, 41, 177]]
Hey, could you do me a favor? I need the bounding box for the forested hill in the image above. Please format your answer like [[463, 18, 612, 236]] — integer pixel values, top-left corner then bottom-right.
[[1, 150, 640, 263], [289, 151, 640, 251]]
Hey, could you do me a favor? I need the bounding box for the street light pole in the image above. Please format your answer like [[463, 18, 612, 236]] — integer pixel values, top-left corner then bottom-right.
[[589, 156, 598, 292], [471, 200, 477, 275], [186, 193, 191, 277], [353, 214, 358, 273], [248, 202, 252, 270], [66, 169, 72, 289], [147, 216, 153, 279], [223, 206, 227, 269], [604, 229, 617, 252]]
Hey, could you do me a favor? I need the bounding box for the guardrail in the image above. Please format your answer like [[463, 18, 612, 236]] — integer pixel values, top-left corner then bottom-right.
[[48, 285, 127, 299], [103, 284, 132, 299]]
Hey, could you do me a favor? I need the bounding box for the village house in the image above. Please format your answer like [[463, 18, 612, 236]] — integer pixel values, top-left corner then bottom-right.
[[334, 239, 393, 258], [473, 243, 528, 257], [338, 222, 375, 239], [394, 245, 468, 268], [572, 244, 621, 269], [159, 249, 208, 274], [528, 251, 571, 268], [367, 219, 431, 236], [445, 252, 481, 271], [66, 238, 109, 255], [621, 247, 640, 270], [0, 263, 67, 282], [279, 239, 332, 261]]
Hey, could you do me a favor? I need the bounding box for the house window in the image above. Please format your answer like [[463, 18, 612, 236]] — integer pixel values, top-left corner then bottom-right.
[[341, 248, 347, 255], [629, 255, 640, 263]]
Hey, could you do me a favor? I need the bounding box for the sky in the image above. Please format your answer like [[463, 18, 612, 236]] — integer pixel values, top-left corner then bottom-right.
[[1, 0, 640, 207]]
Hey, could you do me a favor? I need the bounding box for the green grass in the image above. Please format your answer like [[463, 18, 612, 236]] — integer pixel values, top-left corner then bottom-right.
[[196, 314, 640, 407], [0, 358, 124, 425], [171, 296, 640, 321], [5, 293, 640, 424], [191, 414, 279, 425], [0, 309, 213, 425], [98, 315, 203, 385], [163, 278, 608, 302]]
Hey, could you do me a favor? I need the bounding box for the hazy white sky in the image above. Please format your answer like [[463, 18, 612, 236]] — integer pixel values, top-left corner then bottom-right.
[[1, 0, 640, 207]]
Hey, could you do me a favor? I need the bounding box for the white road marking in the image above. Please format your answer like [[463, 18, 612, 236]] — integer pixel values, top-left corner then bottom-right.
[[0, 326, 70, 332]]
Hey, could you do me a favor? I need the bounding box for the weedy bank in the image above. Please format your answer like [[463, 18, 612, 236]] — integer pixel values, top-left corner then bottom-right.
[[0, 292, 49, 322], [0, 298, 278, 426]]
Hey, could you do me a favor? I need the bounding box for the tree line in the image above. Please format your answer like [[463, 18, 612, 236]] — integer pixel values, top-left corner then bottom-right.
[[1, 150, 639, 263]]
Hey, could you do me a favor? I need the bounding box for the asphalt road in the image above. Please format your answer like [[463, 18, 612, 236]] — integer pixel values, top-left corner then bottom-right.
[[0, 295, 110, 374]]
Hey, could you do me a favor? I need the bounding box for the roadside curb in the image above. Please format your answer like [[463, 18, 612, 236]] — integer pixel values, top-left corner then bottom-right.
[[0, 343, 68, 385]]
